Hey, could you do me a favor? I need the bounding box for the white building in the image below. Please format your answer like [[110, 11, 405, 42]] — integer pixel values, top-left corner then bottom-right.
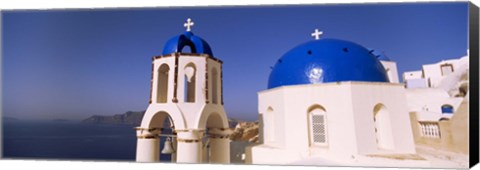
[[135, 18, 232, 164], [403, 53, 469, 91], [404, 53, 470, 160], [403, 53, 469, 120], [246, 30, 427, 167]]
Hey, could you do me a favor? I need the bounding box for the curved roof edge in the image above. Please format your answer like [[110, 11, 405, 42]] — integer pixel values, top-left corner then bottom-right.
[[162, 32, 214, 56]]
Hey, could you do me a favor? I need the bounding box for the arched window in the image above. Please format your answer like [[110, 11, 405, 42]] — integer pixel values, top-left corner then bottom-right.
[[308, 105, 327, 146], [373, 104, 394, 149], [157, 64, 169, 103], [184, 63, 196, 103], [441, 104, 454, 114], [212, 68, 219, 104]]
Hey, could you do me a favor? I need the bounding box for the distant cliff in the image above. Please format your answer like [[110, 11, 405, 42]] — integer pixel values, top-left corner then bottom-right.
[[3, 116, 20, 122], [82, 111, 145, 126], [82, 111, 259, 142]]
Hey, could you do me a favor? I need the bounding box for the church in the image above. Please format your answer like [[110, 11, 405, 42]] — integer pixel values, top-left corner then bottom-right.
[[134, 18, 469, 167], [245, 29, 428, 166]]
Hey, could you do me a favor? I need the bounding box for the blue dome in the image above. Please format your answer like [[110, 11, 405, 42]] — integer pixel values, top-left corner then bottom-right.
[[268, 38, 389, 89], [162, 32, 214, 56]]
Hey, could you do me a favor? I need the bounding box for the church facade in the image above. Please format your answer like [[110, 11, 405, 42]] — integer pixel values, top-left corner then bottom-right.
[[246, 31, 427, 166]]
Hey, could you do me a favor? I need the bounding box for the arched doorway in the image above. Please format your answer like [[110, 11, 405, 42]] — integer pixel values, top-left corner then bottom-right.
[[373, 104, 394, 150]]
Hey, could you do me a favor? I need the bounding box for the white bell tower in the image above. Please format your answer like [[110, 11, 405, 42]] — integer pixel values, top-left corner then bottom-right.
[[136, 18, 231, 163]]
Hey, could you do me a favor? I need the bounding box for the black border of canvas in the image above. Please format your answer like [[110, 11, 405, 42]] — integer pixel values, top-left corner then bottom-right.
[[469, 2, 479, 168]]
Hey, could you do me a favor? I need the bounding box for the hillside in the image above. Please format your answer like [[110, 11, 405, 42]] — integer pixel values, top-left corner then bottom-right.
[[82, 111, 145, 126], [3, 116, 20, 122], [82, 111, 260, 143]]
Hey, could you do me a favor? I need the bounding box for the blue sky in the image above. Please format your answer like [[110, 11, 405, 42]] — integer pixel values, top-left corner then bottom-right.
[[2, 2, 468, 121]]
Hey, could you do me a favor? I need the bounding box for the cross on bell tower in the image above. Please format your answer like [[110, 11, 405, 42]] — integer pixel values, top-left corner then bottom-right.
[[184, 18, 195, 32], [311, 29, 323, 40]]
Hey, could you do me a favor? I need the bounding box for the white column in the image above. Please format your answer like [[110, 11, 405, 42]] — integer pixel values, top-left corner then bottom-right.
[[135, 127, 160, 162], [207, 128, 232, 164], [136, 137, 160, 162], [176, 130, 203, 163]]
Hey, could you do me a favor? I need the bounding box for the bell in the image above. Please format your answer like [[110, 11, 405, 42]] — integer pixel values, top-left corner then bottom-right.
[[161, 137, 175, 154]]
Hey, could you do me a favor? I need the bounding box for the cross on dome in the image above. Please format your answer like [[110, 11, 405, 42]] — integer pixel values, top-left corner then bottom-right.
[[184, 18, 195, 32], [311, 29, 323, 40]]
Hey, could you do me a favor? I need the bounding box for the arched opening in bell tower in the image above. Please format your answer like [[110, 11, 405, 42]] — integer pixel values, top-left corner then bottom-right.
[[184, 63, 196, 103], [148, 111, 177, 162], [203, 112, 230, 163], [180, 44, 196, 54], [157, 64, 170, 103], [181, 45, 193, 53]]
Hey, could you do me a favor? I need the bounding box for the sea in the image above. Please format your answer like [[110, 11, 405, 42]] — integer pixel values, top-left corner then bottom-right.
[[2, 120, 172, 162]]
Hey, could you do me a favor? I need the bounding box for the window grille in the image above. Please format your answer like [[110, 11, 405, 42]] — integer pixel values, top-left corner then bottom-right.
[[310, 114, 327, 144]]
